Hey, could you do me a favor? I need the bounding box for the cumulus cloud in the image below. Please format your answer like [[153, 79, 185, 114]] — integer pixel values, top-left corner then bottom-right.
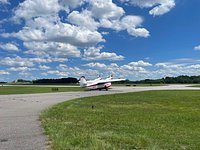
[[8, 67, 36, 71], [18, 71, 31, 77], [120, 0, 175, 16], [83, 46, 124, 61], [24, 41, 80, 58], [154, 62, 200, 78], [121, 60, 151, 72], [127, 60, 152, 67], [68, 10, 99, 31], [84, 62, 107, 69], [0, 43, 19, 52], [188, 64, 200, 69], [99, 15, 150, 37], [0, 0, 151, 72], [42, 64, 100, 78], [13, 0, 61, 21], [0, 56, 34, 67], [0, 0, 178, 81], [45, 70, 68, 77], [0, 56, 67, 68], [0, 70, 9, 75], [59, 0, 85, 10], [0, 0, 8, 4], [84, 60, 151, 77], [155, 62, 182, 69], [83, 60, 200, 80], [4, 15, 105, 47], [90, 0, 125, 19], [194, 45, 200, 50], [30, 57, 67, 63], [3, 0, 149, 47], [39, 65, 50, 70]]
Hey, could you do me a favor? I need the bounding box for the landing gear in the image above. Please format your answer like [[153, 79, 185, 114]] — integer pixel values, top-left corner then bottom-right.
[[105, 86, 108, 91]]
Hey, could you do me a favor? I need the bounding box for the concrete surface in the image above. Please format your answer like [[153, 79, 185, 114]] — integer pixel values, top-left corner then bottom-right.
[[0, 84, 200, 150]]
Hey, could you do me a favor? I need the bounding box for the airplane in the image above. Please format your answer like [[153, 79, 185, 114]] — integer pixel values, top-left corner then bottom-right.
[[79, 75, 126, 90]]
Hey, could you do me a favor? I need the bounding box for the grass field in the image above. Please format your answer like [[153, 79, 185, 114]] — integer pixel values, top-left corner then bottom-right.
[[40, 90, 200, 150], [189, 85, 200, 88], [0, 86, 84, 95]]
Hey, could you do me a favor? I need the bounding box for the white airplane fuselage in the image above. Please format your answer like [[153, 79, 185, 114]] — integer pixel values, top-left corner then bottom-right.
[[86, 82, 111, 90], [79, 76, 125, 90]]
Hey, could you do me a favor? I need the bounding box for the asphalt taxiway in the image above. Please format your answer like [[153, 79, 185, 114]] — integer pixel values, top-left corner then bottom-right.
[[0, 85, 199, 150]]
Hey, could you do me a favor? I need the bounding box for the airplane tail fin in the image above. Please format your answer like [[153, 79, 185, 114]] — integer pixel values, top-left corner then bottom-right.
[[107, 74, 113, 80], [79, 76, 87, 87]]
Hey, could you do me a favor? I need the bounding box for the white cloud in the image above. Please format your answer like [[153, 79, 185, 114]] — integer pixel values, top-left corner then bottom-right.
[[126, 27, 149, 38], [0, 0, 152, 81], [59, 0, 85, 10], [121, 0, 175, 16], [153, 62, 200, 78], [29, 57, 67, 63], [90, 0, 125, 20], [43, 64, 100, 78], [149, 1, 175, 16], [188, 64, 200, 69], [8, 67, 36, 71], [155, 62, 182, 69], [121, 15, 143, 28], [4, 0, 149, 46], [84, 62, 107, 69], [5, 15, 105, 47], [39, 65, 50, 70], [68, 10, 99, 31], [128, 60, 152, 67], [121, 60, 151, 72], [99, 15, 150, 37], [194, 45, 200, 50], [46, 70, 68, 77], [18, 71, 31, 77], [0, 70, 9, 75], [101, 32, 109, 35], [24, 41, 80, 58], [83, 46, 124, 61], [0, 56, 34, 67], [13, 0, 61, 21], [0, 56, 67, 68], [0, 43, 19, 52], [83, 60, 200, 80], [84, 61, 151, 77], [0, 0, 8, 4]]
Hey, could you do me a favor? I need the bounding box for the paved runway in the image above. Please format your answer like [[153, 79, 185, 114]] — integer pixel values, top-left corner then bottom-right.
[[0, 85, 199, 150]]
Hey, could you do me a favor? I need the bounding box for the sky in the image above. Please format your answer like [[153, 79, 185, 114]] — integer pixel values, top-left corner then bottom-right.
[[0, 0, 200, 81]]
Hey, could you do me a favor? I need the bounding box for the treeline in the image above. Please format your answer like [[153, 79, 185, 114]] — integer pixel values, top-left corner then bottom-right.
[[162, 76, 200, 84], [4, 75, 200, 85], [120, 75, 200, 84], [0, 82, 7, 84], [16, 79, 31, 83], [33, 77, 78, 84]]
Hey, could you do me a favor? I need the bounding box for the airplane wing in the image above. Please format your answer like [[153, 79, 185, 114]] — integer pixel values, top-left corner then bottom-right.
[[107, 79, 126, 82], [86, 78, 125, 86]]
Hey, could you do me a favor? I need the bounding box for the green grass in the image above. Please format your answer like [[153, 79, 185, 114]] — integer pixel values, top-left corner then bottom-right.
[[189, 85, 200, 88], [8, 83, 79, 86], [0, 86, 84, 95], [40, 90, 200, 150]]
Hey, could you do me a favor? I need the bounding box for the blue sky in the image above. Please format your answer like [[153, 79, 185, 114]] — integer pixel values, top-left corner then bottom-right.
[[0, 0, 200, 81]]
